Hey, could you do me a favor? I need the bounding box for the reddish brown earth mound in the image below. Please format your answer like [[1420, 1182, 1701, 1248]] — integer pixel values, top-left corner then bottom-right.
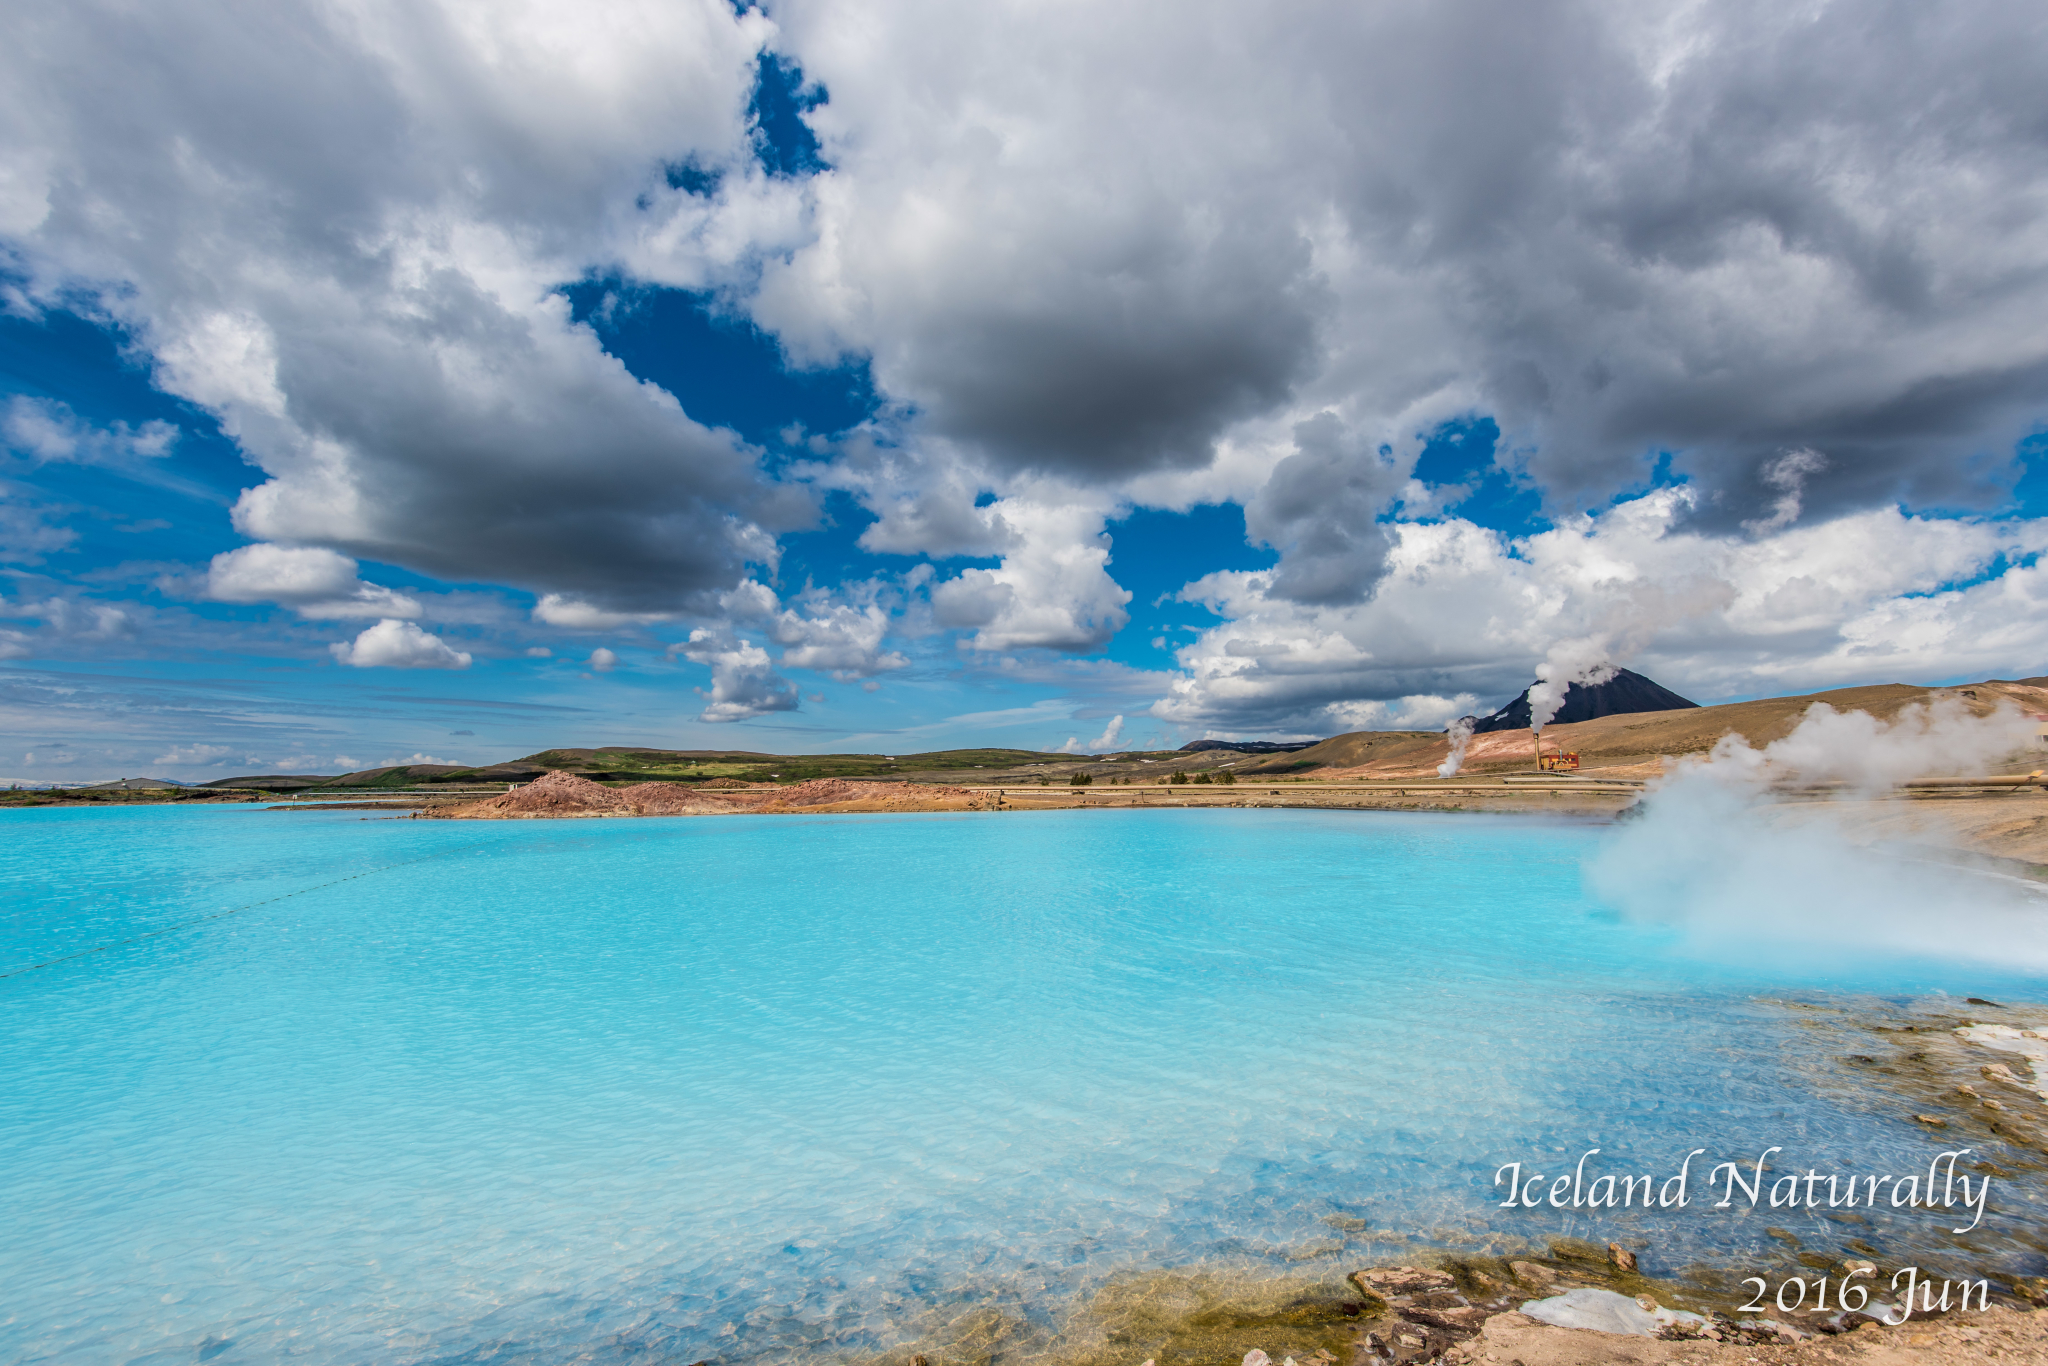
[[612, 782, 732, 815], [442, 770, 629, 817]]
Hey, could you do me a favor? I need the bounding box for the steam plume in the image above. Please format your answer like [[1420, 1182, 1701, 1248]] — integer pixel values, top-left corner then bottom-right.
[[1526, 638, 1618, 734], [1438, 716, 1476, 778], [1588, 697, 2048, 969]]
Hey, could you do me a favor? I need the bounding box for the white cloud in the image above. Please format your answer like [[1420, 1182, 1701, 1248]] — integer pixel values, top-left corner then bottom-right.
[[3, 395, 176, 468], [378, 752, 454, 767], [329, 618, 473, 670], [588, 647, 617, 672], [532, 595, 673, 630], [7, 0, 2048, 705], [1741, 448, 1827, 538], [1056, 714, 1124, 754], [152, 742, 232, 767], [525, 646, 553, 657], [679, 627, 798, 721], [717, 577, 909, 679], [928, 493, 1131, 651], [0, 482, 77, 562], [1153, 490, 2048, 733], [772, 600, 908, 677], [749, 0, 2048, 523], [5, 0, 785, 616], [207, 543, 422, 619], [0, 595, 139, 649]]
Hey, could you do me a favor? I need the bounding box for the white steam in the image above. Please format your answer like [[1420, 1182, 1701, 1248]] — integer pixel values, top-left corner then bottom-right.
[[1438, 716, 1476, 778], [1526, 638, 1617, 734], [1692, 696, 2037, 792], [1587, 698, 2048, 970]]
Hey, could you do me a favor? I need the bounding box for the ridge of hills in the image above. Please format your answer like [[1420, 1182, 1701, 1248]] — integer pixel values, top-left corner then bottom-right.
[[1235, 676, 2048, 778], [194, 674, 2048, 794], [202, 746, 1087, 791]]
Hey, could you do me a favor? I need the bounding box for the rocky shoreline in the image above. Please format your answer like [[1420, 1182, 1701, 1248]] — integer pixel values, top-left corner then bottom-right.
[[856, 1250, 2047, 1366], [844, 993, 2048, 1366]]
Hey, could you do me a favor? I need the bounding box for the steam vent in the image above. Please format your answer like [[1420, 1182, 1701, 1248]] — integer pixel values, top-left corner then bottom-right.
[[1468, 668, 1699, 733]]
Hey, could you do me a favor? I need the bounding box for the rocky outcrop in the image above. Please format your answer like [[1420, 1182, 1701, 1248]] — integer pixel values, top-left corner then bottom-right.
[[1350, 1266, 1502, 1363], [434, 769, 632, 817]]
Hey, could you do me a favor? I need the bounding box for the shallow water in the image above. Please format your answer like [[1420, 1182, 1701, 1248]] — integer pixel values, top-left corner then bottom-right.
[[1, 805, 2041, 1365]]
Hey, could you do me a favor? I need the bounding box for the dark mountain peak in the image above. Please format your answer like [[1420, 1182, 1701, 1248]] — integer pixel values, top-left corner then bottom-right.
[[1470, 668, 1699, 734]]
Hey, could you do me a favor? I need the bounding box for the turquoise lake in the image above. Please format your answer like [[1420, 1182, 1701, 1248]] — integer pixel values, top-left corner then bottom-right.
[[3, 804, 2043, 1364]]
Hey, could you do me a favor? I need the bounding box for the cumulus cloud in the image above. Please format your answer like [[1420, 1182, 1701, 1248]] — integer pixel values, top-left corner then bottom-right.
[[532, 595, 673, 630], [1243, 412, 1411, 605], [9, 0, 2048, 704], [768, 600, 906, 678], [1056, 714, 1124, 754], [588, 647, 617, 672], [679, 627, 799, 721], [1, 594, 137, 642], [3, 0, 787, 615], [718, 577, 909, 678], [329, 618, 472, 670], [206, 543, 421, 619], [1154, 488, 2048, 734], [742, 0, 2048, 522], [928, 495, 1131, 651], [3, 396, 176, 469]]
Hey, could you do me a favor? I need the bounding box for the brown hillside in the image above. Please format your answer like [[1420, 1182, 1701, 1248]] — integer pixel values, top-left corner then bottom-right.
[[1258, 677, 2048, 780], [1237, 731, 1440, 773]]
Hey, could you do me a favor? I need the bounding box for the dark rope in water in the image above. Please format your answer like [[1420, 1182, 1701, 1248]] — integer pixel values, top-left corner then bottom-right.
[[0, 837, 487, 982]]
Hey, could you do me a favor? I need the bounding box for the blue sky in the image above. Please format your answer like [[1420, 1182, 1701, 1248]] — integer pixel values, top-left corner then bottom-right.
[[3, 2, 2047, 780]]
